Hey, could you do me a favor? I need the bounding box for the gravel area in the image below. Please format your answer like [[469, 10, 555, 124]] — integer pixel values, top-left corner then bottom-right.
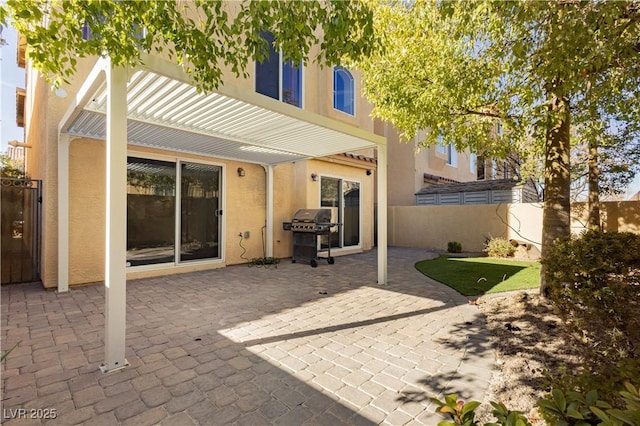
[[474, 291, 585, 424]]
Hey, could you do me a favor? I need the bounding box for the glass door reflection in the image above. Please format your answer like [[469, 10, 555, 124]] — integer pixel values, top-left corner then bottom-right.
[[126, 158, 176, 266], [180, 162, 221, 262]]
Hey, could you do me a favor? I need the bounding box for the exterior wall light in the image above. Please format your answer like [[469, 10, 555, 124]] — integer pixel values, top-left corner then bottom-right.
[[366, 169, 372, 176], [237, 167, 245, 177], [311, 173, 318, 182]]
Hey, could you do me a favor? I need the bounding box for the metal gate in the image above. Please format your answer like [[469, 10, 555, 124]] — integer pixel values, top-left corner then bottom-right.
[[1, 178, 42, 284]]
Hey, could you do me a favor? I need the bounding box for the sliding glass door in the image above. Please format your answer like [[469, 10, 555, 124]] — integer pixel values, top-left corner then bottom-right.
[[127, 157, 222, 267], [320, 176, 360, 249]]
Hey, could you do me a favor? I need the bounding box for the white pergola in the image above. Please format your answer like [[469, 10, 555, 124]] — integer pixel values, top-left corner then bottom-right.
[[57, 55, 388, 373]]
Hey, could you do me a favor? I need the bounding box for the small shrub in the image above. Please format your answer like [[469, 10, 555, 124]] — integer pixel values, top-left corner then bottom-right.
[[248, 257, 280, 268], [537, 382, 640, 426], [430, 384, 640, 426], [544, 359, 640, 410], [484, 237, 516, 258], [431, 393, 532, 425], [448, 241, 462, 253]]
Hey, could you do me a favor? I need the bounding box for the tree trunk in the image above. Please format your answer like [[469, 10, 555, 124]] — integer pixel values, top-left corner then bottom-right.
[[587, 141, 601, 230], [540, 94, 572, 297]]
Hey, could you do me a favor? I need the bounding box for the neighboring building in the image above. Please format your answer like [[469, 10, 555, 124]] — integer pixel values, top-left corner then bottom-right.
[[21, 21, 387, 295], [0, 24, 26, 150], [385, 125, 525, 206], [5, 145, 24, 165], [386, 129, 476, 206], [626, 174, 640, 201]]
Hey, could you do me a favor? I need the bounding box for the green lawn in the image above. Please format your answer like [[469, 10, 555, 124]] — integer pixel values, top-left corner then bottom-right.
[[415, 255, 541, 296]]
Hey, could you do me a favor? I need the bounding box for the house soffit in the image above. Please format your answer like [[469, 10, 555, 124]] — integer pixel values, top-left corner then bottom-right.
[[59, 59, 383, 166]]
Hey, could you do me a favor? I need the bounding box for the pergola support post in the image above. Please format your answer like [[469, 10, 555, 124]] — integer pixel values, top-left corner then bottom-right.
[[377, 144, 388, 285], [264, 165, 274, 258], [100, 60, 129, 373], [57, 134, 71, 293]]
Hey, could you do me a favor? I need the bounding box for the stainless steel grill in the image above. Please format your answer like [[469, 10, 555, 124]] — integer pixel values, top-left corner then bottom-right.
[[284, 209, 340, 267]]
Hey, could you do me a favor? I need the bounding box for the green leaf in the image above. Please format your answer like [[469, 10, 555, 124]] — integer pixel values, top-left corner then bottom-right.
[[622, 382, 638, 395], [538, 399, 563, 415], [589, 406, 610, 422], [461, 401, 481, 416], [608, 409, 637, 425], [439, 405, 455, 414], [445, 394, 458, 406], [553, 389, 567, 412], [566, 409, 584, 419], [430, 397, 446, 407], [585, 389, 598, 405]]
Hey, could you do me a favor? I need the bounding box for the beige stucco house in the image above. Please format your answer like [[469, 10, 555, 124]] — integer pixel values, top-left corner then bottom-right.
[[19, 14, 391, 371], [24, 44, 388, 292]]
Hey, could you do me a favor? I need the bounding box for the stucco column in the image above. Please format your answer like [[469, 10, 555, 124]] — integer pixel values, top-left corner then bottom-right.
[[265, 164, 274, 258], [100, 61, 129, 373], [57, 134, 71, 293], [377, 143, 388, 285]]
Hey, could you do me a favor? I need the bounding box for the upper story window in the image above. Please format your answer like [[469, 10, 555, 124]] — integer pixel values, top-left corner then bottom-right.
[[17, 33, 26, 68], [333, 67, 355, 115], [16, 89, 25, 127], [436, 135, 447, 154], [477, 156, 486, 180], [82, 21, 145, 42], [446, 145, 457, 166], [469, 153, 477, 174], [436, 135, 457, 167], [82, 22, 93, 40], [255, 32, 302, 108]]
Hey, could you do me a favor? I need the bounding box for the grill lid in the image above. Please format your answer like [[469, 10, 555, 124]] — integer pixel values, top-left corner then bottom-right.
[[291, 209, 332, 224]]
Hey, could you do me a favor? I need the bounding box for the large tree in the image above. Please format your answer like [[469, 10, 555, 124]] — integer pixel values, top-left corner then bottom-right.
[[354, 0, 640, 294], [0, 0, 376, 92]]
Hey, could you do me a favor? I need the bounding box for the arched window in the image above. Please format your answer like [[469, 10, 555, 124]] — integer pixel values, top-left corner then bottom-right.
[[333, 67, 355, 116]]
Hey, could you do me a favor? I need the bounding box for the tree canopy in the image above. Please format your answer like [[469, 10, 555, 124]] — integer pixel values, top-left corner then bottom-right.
[[353, 0, 640, 292], [0, 0, 377, 92], [0, 154, 26, 179], [355, 0, 639, 162]]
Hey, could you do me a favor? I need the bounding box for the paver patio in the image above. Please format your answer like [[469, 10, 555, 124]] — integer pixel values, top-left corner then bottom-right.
[[1, 247, 495, 425]]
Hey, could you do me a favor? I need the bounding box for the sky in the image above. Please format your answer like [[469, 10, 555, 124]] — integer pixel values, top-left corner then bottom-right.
[[0, 21, 26, 153]]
